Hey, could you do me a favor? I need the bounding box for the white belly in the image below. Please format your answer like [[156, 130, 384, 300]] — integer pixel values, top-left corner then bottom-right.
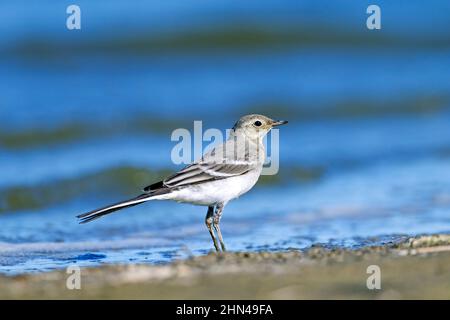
[[157, 168, 261, 206]]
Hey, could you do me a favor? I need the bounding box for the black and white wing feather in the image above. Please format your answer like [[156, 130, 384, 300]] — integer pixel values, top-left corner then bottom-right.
[[143, 139, 258, 192]]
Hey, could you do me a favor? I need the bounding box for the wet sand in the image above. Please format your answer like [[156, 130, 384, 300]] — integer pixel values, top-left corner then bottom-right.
[[1, 234, 450, 299]]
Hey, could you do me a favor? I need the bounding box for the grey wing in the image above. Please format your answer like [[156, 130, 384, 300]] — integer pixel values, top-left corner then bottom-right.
[[162, 162, 252, 187], [143, 142, 255, 192]]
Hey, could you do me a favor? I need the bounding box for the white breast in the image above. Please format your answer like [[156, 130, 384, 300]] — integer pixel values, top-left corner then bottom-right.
[[159, 167, 262, 206]]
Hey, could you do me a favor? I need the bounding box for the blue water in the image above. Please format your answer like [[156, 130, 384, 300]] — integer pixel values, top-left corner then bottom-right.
[[1, 0, 450, 275]]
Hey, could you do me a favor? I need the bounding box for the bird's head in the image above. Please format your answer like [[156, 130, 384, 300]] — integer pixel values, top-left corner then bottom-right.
[[232, 114, 288, 140]]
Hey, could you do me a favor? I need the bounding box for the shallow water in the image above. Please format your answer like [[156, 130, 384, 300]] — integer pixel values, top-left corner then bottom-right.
[[1, 0, 450, 275]]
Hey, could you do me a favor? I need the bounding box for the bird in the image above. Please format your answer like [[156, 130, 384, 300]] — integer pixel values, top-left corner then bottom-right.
[[77, 114, 288, 252]]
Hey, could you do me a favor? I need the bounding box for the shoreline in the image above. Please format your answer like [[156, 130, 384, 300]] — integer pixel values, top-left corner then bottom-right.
[[1, 234, 450, 299]]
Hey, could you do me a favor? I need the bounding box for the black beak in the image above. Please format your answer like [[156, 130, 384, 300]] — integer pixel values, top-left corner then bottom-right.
[[272, 120, 288, 127]]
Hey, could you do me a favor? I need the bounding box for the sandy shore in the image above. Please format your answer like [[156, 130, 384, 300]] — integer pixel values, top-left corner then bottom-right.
[[1, 234, 450, 299]]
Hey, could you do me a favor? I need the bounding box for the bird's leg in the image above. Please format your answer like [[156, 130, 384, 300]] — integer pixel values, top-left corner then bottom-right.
[[205, 205, 220, 252], [213, 203, 227, 252]]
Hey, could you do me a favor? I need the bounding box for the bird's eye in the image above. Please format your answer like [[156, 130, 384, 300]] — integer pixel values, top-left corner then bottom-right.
[[254, 120, 262, 127]]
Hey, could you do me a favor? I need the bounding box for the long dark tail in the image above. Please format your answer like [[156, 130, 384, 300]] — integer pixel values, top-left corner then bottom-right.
[[77, 193, 154, 224]]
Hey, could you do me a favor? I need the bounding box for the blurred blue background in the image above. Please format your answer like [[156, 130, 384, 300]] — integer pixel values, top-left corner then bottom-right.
[[1, 0, 450, 274]]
